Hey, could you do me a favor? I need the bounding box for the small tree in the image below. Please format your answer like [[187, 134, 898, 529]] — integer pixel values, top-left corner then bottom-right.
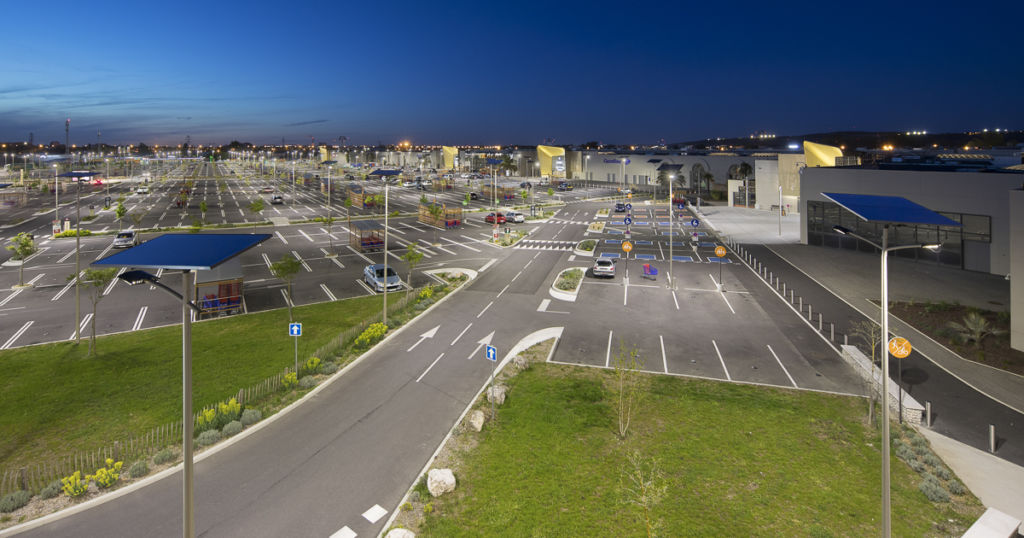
[[115, 200, 127, 231], [621, 451, 667, 538], [402, 243, 424, 299], [947, 311, 1006, 348], [6, 232, 38, 286], [270, 255, 302, 320], [547, 187, 554, 197], [427, 203, 444, 245], [248, 199, 265, 233], [612, 342, 644, 440], [323, 215, 336, 255], [850, 320, 883, 425], [71, 268, 119, 356], [199, 200, 208, 223], [129, 212, 145, 231]]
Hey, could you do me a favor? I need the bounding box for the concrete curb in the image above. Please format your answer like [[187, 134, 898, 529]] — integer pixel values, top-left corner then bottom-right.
[[549, 267, 584, 302]]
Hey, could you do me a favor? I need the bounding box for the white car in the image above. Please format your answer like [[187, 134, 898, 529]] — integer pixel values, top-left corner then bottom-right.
[[135, 186, 149, 194], [592, 258, 615, 278], [402, 180, 417, 187]]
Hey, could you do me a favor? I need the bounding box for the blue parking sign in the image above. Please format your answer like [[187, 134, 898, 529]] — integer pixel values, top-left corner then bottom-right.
[[623, 216, 632, 225], [289, 323, 302, 336], [690, 218, 700, 227], [485, 345, 497, 362]]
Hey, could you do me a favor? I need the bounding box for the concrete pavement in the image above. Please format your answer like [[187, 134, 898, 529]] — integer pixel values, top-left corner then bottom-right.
[[696, 203, 1024, 523]]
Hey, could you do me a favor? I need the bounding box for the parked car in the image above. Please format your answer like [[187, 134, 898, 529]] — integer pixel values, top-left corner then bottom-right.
[[402, 180, 417, 187], [505, 210, 525, 223], [270, 194, 284, 204], [592, 258, 616, 278], [363, 264, 402, 292], [112, 230, 139, 249], [135, 186, 149, 194], [614, 202, 626, 212], [556, 183, 567, 191], [469, 192, 480, 200], [260, 186, 274, 193], [421, 179, 433, 186], [520, 181, 532, 189], [485, 212, 506, 224]]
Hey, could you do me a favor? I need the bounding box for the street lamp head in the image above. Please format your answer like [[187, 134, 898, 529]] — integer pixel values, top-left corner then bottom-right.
[[119, 269, 158, 286], [923, 243, 941, 251], [832, 225, 853, 235]]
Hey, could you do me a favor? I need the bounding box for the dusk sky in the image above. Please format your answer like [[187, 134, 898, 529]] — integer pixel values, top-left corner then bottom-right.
[[3, 0, 1022, 147]]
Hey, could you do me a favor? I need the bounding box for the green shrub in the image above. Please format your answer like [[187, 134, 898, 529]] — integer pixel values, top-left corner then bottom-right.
[[321, 362, 339, 375], [39, 480, 62, 500], [61, 471, 90, 498], [418, 287, 435, 302], [302, 356, 321, 376], [354, 322, 388, 349], [216, 398, 242, 428], [948, 480, 966, 495], [423, 502, 434, 514], [0, 490, 31, 513], [578, 239, 596, 251], [128, 460, 149, 479], [54, 229, 93, 238], [894, 442, 914, 462], [921, 453, 942, 468], [93, 459, 123, 489], [555, 268, 584, 291], [197, 429, 222, 447], [240, 409, 262, 426], [918, 477, 949, 503], [282, 372, 298, 390], [933, 465, 951, 480], [222, 420, 243, 437], [299, 375, 317, 389], [195, 407, 217, 435], [153, 448, 176, 465], [908, 459, 925, 473]]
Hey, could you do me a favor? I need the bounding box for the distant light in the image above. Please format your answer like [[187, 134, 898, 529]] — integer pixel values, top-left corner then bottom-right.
[[787, 143, 799, 150]]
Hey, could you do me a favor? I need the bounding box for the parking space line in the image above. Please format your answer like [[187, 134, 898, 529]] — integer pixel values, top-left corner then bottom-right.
[[132, 306, 148, 331], [478, 258, 496, 272], [443, 237, 480, 252], [290, 250, 312, 272], [660, 335, 668, 373], [355, 279, 376, 295], [261, 253, 273, 269], [766, 344, 798, 388], [275, 231, 289, 244], [2, 321, 33, 350], [605, 330, 613, 368], [711, 339, 732, 380], [280, 289, 292, 307], [708, 274, 736, 314], [320, 248, 345, 268], [672, 290, 680, 310], [320, 283, 337, 301], [298, 229, 314, 242], [347, 245, 374, 264], [68, 314, 93, 340]]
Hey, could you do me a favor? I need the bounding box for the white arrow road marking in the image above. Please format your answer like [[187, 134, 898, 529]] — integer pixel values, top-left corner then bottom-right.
[[2, 321, 33, 350], [415, 352, 445, 383], [466, 330, 495, 360], [407, 324, 440, 352]]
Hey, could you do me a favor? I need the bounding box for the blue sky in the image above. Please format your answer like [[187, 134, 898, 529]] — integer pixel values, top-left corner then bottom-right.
[[3, 0, 1022, 146]]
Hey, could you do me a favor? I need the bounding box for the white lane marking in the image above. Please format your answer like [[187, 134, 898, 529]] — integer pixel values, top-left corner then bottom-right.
[[537, 299, 550, 312], [708, 274, 735, 314], [329, 526, 357, 538], [51, 272, 83, 301], [69, 314, 93, 340], [605, 329, 613, 368], [419, 239, 455, 255], [26, 273, 46, 286], [347, 245, 374, 264], [291, 250, 312, 272], [523, 260, 533, 269], [1, 321, 33, 350], [275, 231, 289, 244], [660, 335, 668, 374], [767, 344, 798, 388], [280, 288, 292, 307], [442, 237, 480, 252], [415, 352, 445, 383], [672, 290, 680, 310], [319, 228, 339, 241], [510, 270, 523, 283], [387, 250, 403, 261], [298, 229, 314, 242], [2, 288, 26, 308], [385, 225, 407, 235], [261, 253, 273, 269], [23, 247, 49, 262], [478, 258, 496, 272], [362, 504, 388, 524], [102, 268, 125, 296], [320, 248, 345, 268], [320, 283, 337, 301], [57, 248, 76, 263], [132, 306, 148, 331], [476, 300, 493, 318], [355, 278, 376, 295], [451, 323, 472, 346], [496, 283, 510, 298], [712, 339, 731, 381]]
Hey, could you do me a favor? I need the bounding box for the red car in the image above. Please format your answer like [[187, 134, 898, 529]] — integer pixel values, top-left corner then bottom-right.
[[485, 212, 506, 224]]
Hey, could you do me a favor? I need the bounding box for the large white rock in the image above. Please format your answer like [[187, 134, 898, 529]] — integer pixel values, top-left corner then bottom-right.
[[512, 355, 529, 371], [468, 410, 485, 432], [486, 385, 507, 405], [385, 529, 416, 538], [427, 468, 456, 497]]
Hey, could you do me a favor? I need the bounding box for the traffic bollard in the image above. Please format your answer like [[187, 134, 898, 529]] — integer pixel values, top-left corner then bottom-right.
[[782, 282, 786, 295], [844, 334, 848, 346], [790, 289, 794, 303], [830, 322, 834, 341], [808, 304, 813, 321], [818, 313, 823, 331], [799, 297, 803, 312], [925, 401, 931, 427], [990, 425, 996, 453]]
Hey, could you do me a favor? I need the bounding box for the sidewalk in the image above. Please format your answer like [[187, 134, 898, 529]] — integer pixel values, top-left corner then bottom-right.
[[696, 203, 1024, 523]]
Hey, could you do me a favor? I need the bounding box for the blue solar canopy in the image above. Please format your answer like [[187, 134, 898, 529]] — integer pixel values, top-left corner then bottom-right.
[[485, 158, 502, 165], [822, 193, 961, 227], [369, 169, 402, 176], [58, 171, 100, 178], [93, 233, 271, 271]]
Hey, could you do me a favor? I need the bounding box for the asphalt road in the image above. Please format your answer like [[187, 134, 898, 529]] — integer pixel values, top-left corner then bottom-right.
[[6, 199, 870, 537]]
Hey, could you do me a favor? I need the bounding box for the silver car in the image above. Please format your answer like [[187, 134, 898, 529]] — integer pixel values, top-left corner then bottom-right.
[[505, 210, 525, 223], [363, 264, 402, 292], [112, 231, 139, 249], [592, 258, 615, 278]]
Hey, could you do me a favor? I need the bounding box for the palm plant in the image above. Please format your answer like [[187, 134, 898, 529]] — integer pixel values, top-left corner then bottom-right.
[[946, 311, 1006, 347]]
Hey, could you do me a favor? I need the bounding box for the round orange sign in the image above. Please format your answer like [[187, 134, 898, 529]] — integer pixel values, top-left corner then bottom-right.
[[888, 337, 912, 359], [622, 241, 633, 253], [714, 246, 726, 257]]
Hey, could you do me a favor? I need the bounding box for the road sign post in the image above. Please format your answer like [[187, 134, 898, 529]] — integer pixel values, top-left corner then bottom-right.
[[715, 245, 726, 290], [486, 344, 498, 419], [888, 337, 912, 424], [289, 322, 302, 375]]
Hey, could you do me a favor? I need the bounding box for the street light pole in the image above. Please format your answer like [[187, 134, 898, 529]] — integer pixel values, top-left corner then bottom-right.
[[668, 175, 674, 290], [383, 179, 389, 326], [75, 177, 81, 344], [779, 185, 783, 236], [832, 224, 939, 538], [181, 270, 195, 538]]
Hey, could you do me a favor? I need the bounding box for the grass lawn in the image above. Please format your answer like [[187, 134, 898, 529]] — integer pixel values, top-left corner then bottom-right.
[[415, 364, 983, 537], [0, 295, 385, 471]]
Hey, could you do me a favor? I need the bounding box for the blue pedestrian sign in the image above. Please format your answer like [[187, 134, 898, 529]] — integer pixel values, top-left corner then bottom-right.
[[623, 216, 633, 225], [289, 323, 302, 337], [625, 203, 633, 211], [677, 203, 685, 210], [690, 218, 700, 228], [485, 345, 497, 362]]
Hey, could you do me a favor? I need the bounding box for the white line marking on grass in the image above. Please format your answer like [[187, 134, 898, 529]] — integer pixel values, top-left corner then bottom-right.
[[767, 344, 798, 388]]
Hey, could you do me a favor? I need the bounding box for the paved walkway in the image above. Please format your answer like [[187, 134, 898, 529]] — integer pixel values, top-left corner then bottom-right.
[[695, 203, 1024, 523]]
